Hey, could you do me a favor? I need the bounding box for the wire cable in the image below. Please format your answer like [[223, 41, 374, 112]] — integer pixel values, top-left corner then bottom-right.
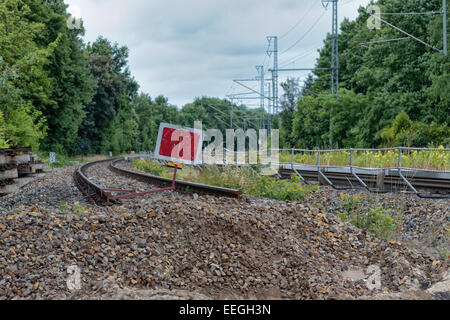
[[279, 44, 323, 68], [342, 0, 355, 6], [279, 1, 318, 40], [382, 11, 441, 15], [280, 10, 327, 55]]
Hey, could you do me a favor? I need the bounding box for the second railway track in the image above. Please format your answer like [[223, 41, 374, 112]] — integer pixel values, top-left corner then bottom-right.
[[279, 168, 450, 196]]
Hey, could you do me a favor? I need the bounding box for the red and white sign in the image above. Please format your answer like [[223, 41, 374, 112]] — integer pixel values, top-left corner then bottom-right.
[[154, 123, 203, 165]]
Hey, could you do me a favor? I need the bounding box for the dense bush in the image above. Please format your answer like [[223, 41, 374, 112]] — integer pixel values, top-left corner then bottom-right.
[[381, 112, 450, 147], [338, 194, 396, 239], [260, 175, 318, 201]]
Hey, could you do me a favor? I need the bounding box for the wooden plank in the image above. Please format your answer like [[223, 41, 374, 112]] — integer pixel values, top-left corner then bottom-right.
[[0, 183, 20, 194], [32, 163, 48, 171], [18, 163, 48, 175], [0, 168, 18, 180], [13, 154, 31, 164], [0, 147, 32, 155], [0, 154, 30, 165], [0, 174, 45, 194], [18, 165, 34, 175]]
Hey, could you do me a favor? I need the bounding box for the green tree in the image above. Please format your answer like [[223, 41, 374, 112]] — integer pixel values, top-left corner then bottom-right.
[[301, 0, 449, 148], [293, 89, 369, 148], [280, 78, 301, 147], [0, 110, 7, 148], [0, 0, 50, 148], [381, 111, 450, 147], [37, 0, 96, 154]]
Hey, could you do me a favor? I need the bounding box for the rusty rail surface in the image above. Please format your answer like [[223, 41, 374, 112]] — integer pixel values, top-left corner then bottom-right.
[[73, 159, 116, 205]]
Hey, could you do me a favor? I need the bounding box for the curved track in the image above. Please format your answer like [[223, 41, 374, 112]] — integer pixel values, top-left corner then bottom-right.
[[74, 158, 242, 205]]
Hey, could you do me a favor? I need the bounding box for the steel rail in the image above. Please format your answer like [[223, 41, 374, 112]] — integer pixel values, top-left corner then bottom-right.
[[278, 168, 450, 197], [73, 158, 116, 205]]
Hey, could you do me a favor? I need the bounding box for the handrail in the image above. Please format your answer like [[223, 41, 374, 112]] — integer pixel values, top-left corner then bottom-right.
[[273, 147, 450, 152]]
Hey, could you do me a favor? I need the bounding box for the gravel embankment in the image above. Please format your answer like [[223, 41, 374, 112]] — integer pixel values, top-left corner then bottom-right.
[[0, 162, 448, 300], [304, 188, 449, 259]]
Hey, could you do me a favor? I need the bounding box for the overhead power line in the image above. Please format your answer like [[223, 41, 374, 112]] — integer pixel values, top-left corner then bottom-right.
[[359, 37, 410, 49], [279, 44, 323, 68], [382, 11, 442, 15], [341, 0, 354, 5], [369, 13, 442, 53], [280, 10, 327, 55], [279, 1, 318, 40]]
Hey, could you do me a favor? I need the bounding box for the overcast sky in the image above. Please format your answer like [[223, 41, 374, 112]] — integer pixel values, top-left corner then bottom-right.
[[65, 0, 372, 109]]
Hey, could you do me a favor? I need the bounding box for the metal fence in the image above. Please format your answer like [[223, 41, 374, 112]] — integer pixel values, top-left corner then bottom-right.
[[206, 147, 449, 199], [276, 147, 450, 172], [136, 147, 449, 199]]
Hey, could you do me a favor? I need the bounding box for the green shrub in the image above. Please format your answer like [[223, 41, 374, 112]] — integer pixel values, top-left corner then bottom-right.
[[38, 152, 73, 168], [381, 112, 450, 148], [338, 193, 396, 239], [72, 204, 85, 216], [260, 175, 318, 201], [133, 159, 169, 177], [59, 201, 69, 214]]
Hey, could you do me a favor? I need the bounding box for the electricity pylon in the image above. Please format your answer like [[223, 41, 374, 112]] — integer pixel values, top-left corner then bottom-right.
[[322, 0, 339, 147]]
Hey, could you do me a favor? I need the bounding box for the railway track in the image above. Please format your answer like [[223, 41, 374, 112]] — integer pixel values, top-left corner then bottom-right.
[[279, 167, 450, 198], [74, 158, 242, 205], [74, 157, 449, 205]]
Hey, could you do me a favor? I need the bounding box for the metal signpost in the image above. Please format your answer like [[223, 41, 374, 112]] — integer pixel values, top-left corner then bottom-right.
[[102, 123, 203, 202], [49, 152, 56, 170]]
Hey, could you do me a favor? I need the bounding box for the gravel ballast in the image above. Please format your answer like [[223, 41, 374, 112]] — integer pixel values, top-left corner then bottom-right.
[[0, 161, 448, 300]]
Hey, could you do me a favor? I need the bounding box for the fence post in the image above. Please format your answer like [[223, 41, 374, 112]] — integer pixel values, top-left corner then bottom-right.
[[291, 148, 294, 169], [349, 148, 354, 173], [398, 147, 402, 169], [350, 148, 353, 167], [317, 150, 321, 169]]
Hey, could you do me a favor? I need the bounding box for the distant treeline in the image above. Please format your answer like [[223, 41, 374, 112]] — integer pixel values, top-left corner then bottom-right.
[[280, 0, 449, 149], [0, 0, 448, 155], [0, 0, 266, 155]]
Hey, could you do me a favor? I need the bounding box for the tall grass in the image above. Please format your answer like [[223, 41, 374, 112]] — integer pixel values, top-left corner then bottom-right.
[[132, 159, 318, 201], [37, 152, 127, 168], [279, 148, 449, 171]]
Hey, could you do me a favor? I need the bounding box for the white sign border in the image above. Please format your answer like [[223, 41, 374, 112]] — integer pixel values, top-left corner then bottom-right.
[[154, 123, 203, 165]]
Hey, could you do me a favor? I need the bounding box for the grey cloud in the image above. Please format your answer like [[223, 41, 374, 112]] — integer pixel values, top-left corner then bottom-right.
[[66, 0, 371, 107]]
